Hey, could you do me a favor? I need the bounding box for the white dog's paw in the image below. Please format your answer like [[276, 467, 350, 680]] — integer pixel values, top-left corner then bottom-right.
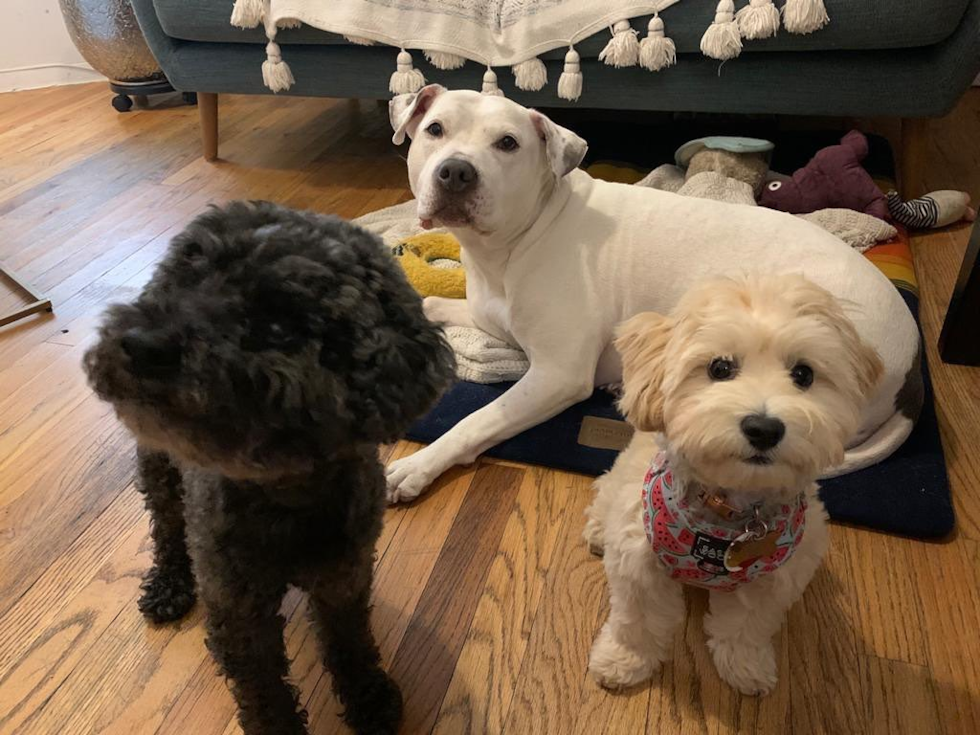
[[423, 297, 454, 324], [582, 517, 605, 556], [385, 454, 436, 505], [707, 638, 778, 696], [588, 626, 658, 690]]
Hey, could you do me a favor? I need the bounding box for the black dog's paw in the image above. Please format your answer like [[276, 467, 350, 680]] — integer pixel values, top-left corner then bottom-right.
[[341, 669, 403, 735], [137, 564, 196, 623]]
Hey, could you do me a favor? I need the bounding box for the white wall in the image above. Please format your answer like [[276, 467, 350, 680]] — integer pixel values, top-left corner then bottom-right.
[[0, 0, 104, 93]]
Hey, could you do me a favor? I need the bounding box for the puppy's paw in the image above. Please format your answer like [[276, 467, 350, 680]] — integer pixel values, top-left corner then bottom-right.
[[588, 626, 657, 690], [138, 564, 196, 624], [385, 454, 435, 505], [707, 638, 778, 696], [582, 517, 605, 556]]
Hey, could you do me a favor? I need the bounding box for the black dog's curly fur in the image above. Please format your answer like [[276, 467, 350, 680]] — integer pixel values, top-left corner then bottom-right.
[[84, 201, 455, 735]]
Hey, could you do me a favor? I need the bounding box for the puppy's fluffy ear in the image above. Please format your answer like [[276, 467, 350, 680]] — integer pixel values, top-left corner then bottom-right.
[[390, 84, 446, 145], [792, 279, 885, 401], [845, 325, 885, 400], [615, 312, 672, 432], [529, 110, 588, 178]]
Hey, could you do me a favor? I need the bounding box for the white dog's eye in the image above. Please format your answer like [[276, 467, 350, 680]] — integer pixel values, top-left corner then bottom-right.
[[707, 357, 738, 381], [425, 122, 443, 137], [495, 135, 519, 152], [767, 181, 782, 192], [790, 363, 814, 389]]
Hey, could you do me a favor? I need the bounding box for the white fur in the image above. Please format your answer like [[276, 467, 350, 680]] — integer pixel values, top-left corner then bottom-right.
[[385, 87, 919, 503]]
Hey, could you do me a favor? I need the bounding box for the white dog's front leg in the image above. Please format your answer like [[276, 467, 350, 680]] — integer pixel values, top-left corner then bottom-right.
[[423, 296, 475, 328], [385, 365, 593, 503], [589, 540, 685, 690]]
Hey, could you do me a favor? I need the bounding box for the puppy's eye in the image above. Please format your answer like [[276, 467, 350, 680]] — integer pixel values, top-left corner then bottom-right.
[[767, 181, 782, 191], [495, 135, 519, 152], [790, 363, 814, 389], [707, 357, 738, 381], [425, 122, 443, 137]]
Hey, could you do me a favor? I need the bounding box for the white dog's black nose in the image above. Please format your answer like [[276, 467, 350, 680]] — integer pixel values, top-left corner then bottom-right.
[[437, 158, 478, 193], [740, 414, 785, 451]]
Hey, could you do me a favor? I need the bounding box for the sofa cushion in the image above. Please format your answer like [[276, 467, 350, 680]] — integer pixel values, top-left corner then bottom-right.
[[155, 0, 969, 56]]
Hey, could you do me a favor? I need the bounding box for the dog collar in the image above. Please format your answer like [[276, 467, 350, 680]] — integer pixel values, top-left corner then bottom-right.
[[641, 453, 806, 591]]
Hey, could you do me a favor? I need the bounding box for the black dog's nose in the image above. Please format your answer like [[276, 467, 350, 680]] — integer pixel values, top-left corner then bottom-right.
[[121, 328, 182, 377], [740, 414, 785, 451], [437, 158, 478, 193]]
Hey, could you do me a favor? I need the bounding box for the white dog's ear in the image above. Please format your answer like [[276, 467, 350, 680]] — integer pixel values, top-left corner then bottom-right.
[[615, 312, 672, 433], [529, 110, 588, 178], [390, 84, 446, 145]]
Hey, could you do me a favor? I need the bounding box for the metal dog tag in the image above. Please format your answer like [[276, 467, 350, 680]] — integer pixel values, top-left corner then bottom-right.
[[723, 516, 774, 572]]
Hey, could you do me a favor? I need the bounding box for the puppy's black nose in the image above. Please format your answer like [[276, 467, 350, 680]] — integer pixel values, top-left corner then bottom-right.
[[437, 158, 478, 193], [121, 328, 182, 377], [740, 414, 785, 451]]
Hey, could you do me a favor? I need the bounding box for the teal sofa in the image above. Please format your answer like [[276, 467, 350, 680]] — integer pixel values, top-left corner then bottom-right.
[[131, 0, 980, 190]]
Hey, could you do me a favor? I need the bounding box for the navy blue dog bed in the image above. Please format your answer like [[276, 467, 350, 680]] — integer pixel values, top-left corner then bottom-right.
[[408, 288, 954, 539]]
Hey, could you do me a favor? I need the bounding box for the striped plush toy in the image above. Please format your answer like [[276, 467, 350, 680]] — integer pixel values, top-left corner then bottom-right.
[[886, 190, 976, 229]]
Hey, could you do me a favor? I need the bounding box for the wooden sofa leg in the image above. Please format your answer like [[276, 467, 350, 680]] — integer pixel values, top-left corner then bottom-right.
[[199, 92, 218, 162], [900, 117, 928, 199]]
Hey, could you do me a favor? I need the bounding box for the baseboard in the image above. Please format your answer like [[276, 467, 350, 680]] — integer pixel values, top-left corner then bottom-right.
[[0, 63, 105, 94]]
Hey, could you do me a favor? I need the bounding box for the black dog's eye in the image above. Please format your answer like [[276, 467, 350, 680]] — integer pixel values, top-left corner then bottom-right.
[[790, 363, 814, 389], [708, 357, 738, 381], [495, 135, 519, 152], [425, 122, 443, 137]]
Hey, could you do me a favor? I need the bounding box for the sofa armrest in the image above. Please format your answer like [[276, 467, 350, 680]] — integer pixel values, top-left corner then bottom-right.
[[130, 0, 180, 77]]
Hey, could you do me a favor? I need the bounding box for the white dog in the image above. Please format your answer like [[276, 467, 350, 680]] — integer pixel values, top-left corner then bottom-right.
[[584, 274, 882, 695], [385, 85, 921, 503]]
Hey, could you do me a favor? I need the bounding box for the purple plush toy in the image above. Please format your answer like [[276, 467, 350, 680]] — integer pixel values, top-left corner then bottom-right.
[[759, 131, 889, 221]]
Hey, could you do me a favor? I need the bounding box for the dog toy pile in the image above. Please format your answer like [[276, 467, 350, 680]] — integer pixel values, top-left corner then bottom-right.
[[230, 0, 830, 98], [84, 201, 455, 735]]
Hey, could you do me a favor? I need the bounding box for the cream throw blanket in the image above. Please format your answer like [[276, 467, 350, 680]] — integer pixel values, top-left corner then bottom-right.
[[231, 0, 830, 98]]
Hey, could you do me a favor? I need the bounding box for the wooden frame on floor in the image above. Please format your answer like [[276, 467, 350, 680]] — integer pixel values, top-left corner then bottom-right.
[[0, 260, 53, 328]]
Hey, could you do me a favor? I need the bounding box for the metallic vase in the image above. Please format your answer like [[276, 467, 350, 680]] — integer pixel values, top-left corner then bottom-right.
[[58, 0, 164, 83]]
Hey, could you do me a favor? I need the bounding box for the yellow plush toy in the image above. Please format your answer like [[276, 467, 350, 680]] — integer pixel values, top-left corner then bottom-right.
[[391, 233, 466, 299]]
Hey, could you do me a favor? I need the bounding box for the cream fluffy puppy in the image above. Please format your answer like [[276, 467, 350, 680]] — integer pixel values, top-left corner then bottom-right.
[[584, 274, 883, 695]]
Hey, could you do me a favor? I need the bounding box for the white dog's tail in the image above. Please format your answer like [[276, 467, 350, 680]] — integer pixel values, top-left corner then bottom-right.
[[822, 411, 914, 478]]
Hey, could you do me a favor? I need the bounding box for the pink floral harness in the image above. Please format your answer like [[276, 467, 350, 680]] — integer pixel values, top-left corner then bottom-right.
[[641, 454, 807, 591]]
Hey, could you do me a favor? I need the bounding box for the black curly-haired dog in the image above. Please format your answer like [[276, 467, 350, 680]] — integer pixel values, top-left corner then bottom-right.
[[84, 201, 455, 735]]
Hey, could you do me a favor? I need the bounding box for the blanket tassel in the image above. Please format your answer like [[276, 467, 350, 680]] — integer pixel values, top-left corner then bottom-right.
[[782, 0, 829, 35], [639, 14, 676, 71], [737, 0, 780, 40], [701, 0, 743, 61], [512, 57, 547, 91], [481, 68, 504, 96], [425, 50, 467, 70], [231, 0, 264, 28], [599, 20, 639, 68], [557, 47, 583, 102], [345, 35, 375, 45], [390, 49, 426, 94], [262, 39, 295, 92]]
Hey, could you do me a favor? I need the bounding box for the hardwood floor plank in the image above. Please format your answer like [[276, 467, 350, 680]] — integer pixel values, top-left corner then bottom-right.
[[502, 473, 605, 735], [0, 518, 149, 734], [432, 467, 577, 735], [862, 656, 942, 735], [840, 529, 929, 665]]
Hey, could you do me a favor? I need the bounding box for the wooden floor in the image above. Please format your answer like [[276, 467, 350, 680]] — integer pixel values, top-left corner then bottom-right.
[[1, 83, 979, 735]]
